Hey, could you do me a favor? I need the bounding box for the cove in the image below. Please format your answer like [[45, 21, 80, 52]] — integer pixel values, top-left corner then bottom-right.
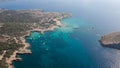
[[13, 18, 96, 68]]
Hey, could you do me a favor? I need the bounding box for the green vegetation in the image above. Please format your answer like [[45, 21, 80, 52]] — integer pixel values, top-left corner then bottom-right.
[[0, 39, 24, 67], [0, 39, 24, 57], [0, 23, 31, 37], [0, 59, 8, 68], [0, 9, 71, 68], [0, 10, 39, 23]]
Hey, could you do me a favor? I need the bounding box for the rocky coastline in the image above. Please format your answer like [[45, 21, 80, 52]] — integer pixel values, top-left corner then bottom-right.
[[100, 32, 120, 49], [0, 9, 71, 68], [7, 20, 66, 68]]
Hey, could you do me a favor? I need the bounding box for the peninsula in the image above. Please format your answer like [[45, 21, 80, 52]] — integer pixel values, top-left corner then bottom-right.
[[100, 32, 120, 49], [0, 9, 71, 68]]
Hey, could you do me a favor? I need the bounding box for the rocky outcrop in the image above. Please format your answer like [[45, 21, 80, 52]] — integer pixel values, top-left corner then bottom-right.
[[100, 32, 120, 49]]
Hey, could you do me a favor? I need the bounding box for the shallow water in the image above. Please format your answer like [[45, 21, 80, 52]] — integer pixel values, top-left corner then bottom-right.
[[13, 18, 120, 68], [1, 0, 120, 68], [13, 18, 96, 68]]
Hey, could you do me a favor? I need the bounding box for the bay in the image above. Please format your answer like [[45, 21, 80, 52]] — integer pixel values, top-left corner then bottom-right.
[[1, 0, 120, 68]]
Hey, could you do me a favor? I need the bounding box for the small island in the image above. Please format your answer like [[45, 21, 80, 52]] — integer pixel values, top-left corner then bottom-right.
[[0, 9, 71, 68], [100, 32, 120, 49]]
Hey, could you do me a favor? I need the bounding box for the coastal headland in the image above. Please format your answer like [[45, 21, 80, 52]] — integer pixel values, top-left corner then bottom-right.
[[100, 32, 120, 49], [0, 9, 71, 68]]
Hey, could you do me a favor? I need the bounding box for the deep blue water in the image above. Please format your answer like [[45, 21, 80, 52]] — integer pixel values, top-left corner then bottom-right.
[[1, 0, 120, 68]]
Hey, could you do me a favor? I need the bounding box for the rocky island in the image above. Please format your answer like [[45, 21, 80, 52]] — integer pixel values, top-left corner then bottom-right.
[[0, 9, 71, 68], [100, 32, 120, 49]]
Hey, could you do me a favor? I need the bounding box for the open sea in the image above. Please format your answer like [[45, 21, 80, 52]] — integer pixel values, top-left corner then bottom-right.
[[1, 0, 120, 68]]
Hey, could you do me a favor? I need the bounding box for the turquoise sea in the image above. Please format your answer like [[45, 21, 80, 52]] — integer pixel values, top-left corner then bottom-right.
[[1, 0, 120, 68]]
